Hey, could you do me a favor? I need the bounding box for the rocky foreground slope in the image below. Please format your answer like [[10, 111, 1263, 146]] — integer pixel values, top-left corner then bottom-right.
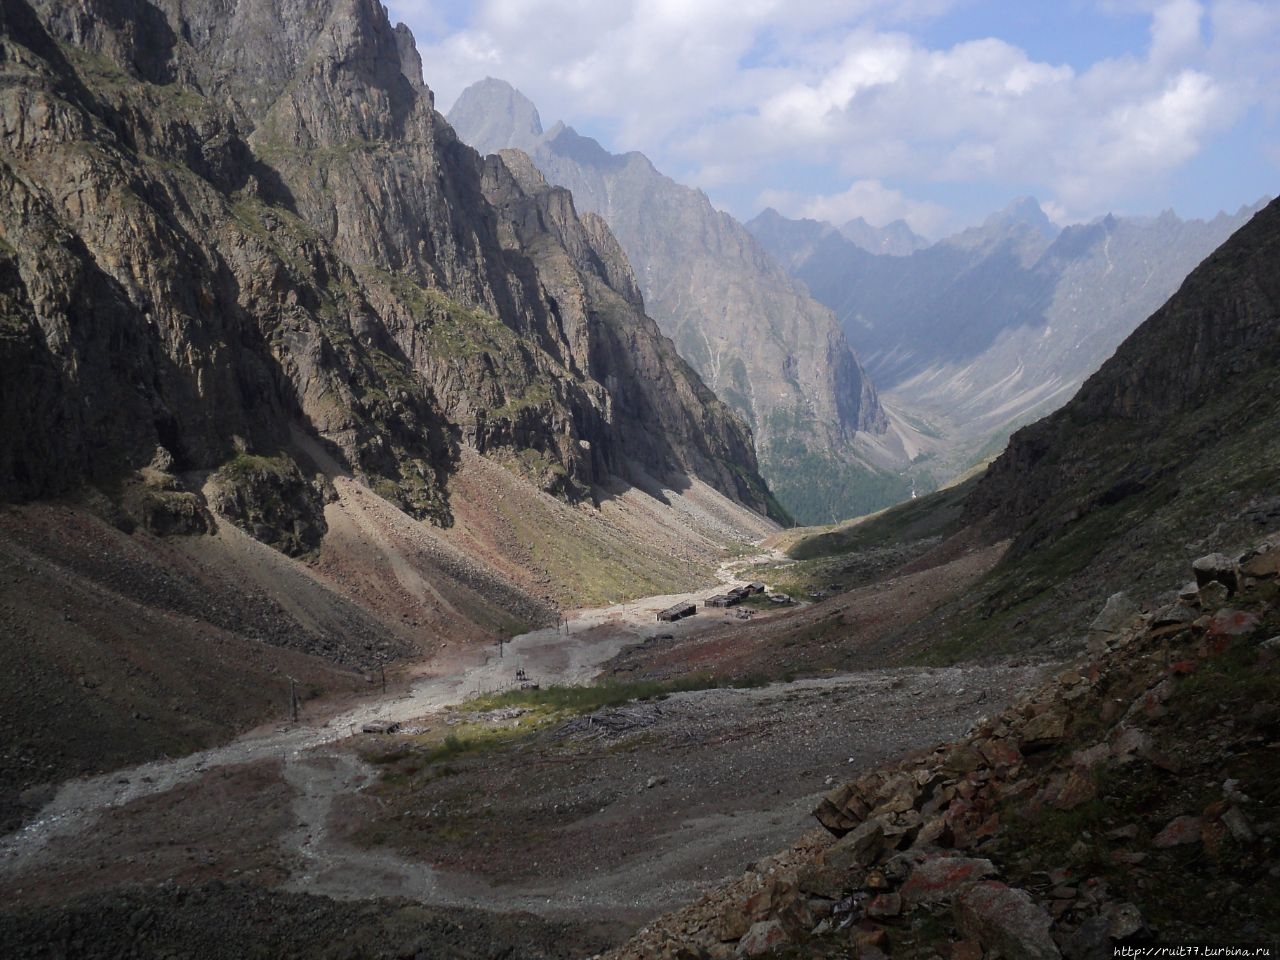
[[612, 544, 1280, 957]]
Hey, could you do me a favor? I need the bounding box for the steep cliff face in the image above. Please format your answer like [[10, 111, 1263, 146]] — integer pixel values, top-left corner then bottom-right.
[[449, 79, 895, 525], [0, 0, 778, 534], [966, 197, 1280, 544], [944, 198, 1280, 643]]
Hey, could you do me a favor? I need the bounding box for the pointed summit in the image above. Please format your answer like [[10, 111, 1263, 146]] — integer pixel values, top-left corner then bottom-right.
[[447, 78, 543, 156], [983, 196, 1056, 239], [839, 216, 929, 256]]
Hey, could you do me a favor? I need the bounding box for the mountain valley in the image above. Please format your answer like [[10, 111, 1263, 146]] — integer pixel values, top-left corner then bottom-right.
[[0, 2, 1277, 958], [448, 79, 924, 526]]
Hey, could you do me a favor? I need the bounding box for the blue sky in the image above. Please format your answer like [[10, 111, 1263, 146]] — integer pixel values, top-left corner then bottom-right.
[[387, 0, 1278, 237]]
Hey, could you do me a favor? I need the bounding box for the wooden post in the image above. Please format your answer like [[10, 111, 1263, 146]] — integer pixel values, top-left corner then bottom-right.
[[289, 677, 298, 722], [380, 664, 386, 694]]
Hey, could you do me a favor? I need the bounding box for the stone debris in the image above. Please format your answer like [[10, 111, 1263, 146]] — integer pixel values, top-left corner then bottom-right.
[[606, 533, 1280, 958]]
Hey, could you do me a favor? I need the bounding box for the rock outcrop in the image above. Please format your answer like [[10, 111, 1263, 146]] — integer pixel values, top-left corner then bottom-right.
[[449, 79, 893, 524], [0, 0, 782, 551]]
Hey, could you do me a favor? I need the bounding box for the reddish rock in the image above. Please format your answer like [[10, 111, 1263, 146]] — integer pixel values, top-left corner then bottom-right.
[[1052, 769, 1097, 811], [901, 855, 997, 905], [955, 881, 1061, 960], [1152, 815, 1202, 848], [951, 940, 984, 960], [1208, 609, 1261, 637], [1241, 545, 1280, 579], [977, 738, 1023, 770], [735, 919, 787, 957], [867, 892, 902, 919]]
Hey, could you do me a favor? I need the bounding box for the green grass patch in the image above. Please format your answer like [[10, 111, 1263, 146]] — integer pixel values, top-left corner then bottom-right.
[[465, 673, 769, 716], [786, 475, 976, 562]]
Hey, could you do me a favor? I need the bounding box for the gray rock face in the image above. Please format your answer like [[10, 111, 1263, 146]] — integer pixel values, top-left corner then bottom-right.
[[839, 216, 929, 257], [0, 0, 782, 541], [449, 79, 891, 524], [749, 198, 1267, 483], [960, 196, 1280, 610]]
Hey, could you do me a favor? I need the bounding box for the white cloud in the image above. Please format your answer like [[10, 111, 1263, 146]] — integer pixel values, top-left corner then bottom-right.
[[390, 0, 1278, 226], [760, 180, 950, 237]]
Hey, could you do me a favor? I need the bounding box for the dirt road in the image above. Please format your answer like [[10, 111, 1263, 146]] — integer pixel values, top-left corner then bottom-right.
[[0, 548, 1051, 932]]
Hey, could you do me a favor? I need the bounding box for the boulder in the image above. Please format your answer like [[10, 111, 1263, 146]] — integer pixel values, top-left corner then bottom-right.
[[827, 818, 888, 869], [901, 855, 997, 905], [735, 920, 788, 957], [1019, 711, 1067, 750], [954, 881, 1061, 960], [1152, 815, 1202, 847], [1197, 581, 1230, 610], [1192, 553, 1240, 594]]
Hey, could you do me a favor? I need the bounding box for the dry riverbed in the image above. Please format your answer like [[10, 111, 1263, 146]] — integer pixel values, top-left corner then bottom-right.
[[0, 545, 1054, 954]]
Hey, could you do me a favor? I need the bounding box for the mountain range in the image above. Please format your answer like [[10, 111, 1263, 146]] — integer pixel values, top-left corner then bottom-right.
[[449, 78, 925, 525], [750, 196, 1267, 478], [1, 0, 1277, 955]]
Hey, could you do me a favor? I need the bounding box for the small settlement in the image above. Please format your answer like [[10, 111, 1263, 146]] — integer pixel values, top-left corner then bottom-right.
[[657, 601, 697, 623], [705, 582, 767, 609]]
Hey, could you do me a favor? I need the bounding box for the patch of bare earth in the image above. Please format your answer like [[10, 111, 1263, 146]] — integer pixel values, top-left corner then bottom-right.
[[334, 662, 1050, 925], [4, 758, 294, 909], [603, 542, 1008, 682]]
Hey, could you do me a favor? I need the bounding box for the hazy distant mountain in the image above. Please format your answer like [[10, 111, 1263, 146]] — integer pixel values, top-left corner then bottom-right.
[[749, 196, 1268, 475], [839, 217, 929, 256], [450, 79, 923, 525]]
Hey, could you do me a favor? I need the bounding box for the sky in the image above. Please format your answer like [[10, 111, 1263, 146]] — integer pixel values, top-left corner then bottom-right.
[[385, 0, 1279, 238]]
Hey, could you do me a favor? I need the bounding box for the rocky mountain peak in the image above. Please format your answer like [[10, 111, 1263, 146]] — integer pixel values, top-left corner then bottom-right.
[[839, 216, 930, 256], [447, 76, 543, 156], [449, 77, 899, 524]]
